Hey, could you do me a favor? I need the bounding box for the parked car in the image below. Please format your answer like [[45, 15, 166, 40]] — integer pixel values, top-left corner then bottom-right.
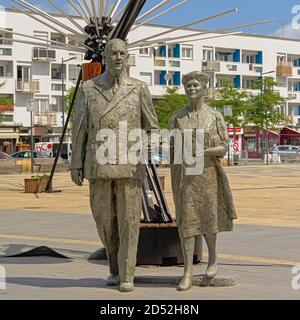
[[0, 151, 11, 160], [270, 145, 300, 162], [11, 151, 50, 159]]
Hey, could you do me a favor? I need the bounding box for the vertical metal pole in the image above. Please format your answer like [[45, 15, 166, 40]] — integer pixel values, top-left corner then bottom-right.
[[227, 122, 231, 167], [30, 110, 34, 173], [45, 68, 83, 192], [266, 116, 269, 165], [260, 70, 265, 161], [62, 58, 65, 132]]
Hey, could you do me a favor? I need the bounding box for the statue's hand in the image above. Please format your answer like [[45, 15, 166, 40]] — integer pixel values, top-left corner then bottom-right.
[[71, 169, 84, 187]]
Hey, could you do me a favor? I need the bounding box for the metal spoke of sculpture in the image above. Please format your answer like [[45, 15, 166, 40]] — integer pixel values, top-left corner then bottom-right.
[[4, 0, 273, 64]]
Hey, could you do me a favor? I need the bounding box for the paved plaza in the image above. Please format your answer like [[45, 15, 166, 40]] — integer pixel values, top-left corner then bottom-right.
[[0, 164, 300, 299]]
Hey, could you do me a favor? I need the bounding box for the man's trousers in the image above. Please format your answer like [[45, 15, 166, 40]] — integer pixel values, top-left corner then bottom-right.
[[89, 178, 142, 283]]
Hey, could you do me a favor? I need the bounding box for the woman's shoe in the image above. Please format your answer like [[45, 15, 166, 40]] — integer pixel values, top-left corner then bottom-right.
[[177, 275, 193, 291], [107, 274, 120, 286], [119, 282, 134, 293]]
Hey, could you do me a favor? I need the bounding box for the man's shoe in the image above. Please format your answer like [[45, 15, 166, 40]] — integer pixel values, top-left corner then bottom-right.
[[206, 263, 218, 279], [119, 282, 134, 293], [107, 274, 120, 287]]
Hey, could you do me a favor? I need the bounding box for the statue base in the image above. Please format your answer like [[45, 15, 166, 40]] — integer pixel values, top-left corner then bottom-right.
[[88, 223, 203, 266], [134, 275, 238, 288]]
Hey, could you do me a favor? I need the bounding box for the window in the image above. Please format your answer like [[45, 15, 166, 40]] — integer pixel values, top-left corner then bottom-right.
[[35, 98, 50, 114], [0, 48, 12, 56], [51, 64, 64, 80], [139, 48, 150, 56], [33, 48, 56, 60], [52, 83, 66, 91], [246, 138, 256, 152], [0, 66, 4, 77], [17, 66, 31, 81], [182, 46, 193, 59], [216, 52, 232, 62], [217, 78, 233, 88], [277, 55, 286, 63], [243, 55, 256, 64], [203, 49, 213, 61], [140, 72, 152, 86], [243, 79, 256, 89], [68, 65, 81, 81], [51, 96, 62, 112], [0, 29, 13, 45]]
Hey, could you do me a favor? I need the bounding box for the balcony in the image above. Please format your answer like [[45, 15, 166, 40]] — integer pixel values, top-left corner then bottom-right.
[[277, 62, 293, 77], [16, 80, 40, 93], [154, 59, 166, 67], [202, 61, 221, 72], [169, 60, 180, 68], [288, 92, 300, 102], [32, 48, 56, 62], [34, 113, 57, 126]]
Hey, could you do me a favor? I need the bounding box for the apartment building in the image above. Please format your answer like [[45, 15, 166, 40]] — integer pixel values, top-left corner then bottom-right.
[[1, 8, 300, 156]]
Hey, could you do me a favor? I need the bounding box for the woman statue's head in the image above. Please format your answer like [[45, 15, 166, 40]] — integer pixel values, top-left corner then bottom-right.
[[182, 71, 209, 103]]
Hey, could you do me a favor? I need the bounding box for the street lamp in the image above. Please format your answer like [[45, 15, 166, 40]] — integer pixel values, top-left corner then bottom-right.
[[61, 56, 76, 134], [26, 98, 36, 173], [260, 70, 275, 165], [224, 105, 233, 166]]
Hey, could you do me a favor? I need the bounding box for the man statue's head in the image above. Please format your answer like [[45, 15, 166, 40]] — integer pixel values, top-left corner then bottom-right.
[[182, 71, 209, 103], [104, 39, 128, 78]]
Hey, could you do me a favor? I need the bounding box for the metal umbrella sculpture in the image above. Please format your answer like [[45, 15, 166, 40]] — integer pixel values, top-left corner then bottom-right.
[[3, 0, 273, 223]]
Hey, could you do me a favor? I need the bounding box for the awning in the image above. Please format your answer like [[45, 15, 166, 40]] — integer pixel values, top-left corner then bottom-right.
[[0, 133, 19, 139], [280, 127, 300, 137]]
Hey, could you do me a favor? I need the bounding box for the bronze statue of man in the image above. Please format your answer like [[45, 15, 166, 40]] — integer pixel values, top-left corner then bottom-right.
[[71, 39, 159, 292], [169, 71, 237, 291]]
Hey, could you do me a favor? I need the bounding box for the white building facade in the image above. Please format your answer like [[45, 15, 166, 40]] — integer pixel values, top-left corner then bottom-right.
[[1, 9, 300, 154]]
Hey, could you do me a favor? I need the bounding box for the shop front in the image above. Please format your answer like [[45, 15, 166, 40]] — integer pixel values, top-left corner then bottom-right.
[[280, 127, 300, 146], [242, 127, 280, 159]]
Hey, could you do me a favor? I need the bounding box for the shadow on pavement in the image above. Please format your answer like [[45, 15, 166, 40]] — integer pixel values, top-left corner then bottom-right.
[[6, 277, 107, 288]]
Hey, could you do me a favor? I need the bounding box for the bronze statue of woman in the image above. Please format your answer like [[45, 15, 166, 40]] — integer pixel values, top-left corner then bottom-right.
[[169, 71, 237, 291]]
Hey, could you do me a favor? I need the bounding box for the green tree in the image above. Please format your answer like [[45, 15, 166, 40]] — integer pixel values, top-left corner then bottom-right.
[[208, 81, 251, 128], [248, 77, 287, 130], [155, 87, 189, 128], [248, 77, 287, 159], [64, 86, 76, 126], [0, 82, 14, 123]]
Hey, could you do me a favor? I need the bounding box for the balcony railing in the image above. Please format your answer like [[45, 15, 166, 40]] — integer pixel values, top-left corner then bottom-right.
[[34, 113, 57, 126], [154, 59, 166, 67], [277, 62, 293, 77], [16, 80, 40, 93], [202, 61, 221, 72], [33, 48, 56, 61], [169, 60, 180, 68], [288, 92, 299, 100]]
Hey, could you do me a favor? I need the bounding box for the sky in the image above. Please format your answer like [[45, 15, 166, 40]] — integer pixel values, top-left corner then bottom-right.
[[1, 0, 300, 39]]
